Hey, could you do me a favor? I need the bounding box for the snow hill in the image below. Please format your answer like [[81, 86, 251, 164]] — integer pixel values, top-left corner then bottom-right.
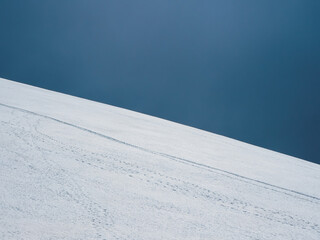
[[0, 77, 319, 240]]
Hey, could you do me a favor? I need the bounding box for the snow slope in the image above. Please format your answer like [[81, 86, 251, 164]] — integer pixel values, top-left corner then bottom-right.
[[0, 77, 319, 240]]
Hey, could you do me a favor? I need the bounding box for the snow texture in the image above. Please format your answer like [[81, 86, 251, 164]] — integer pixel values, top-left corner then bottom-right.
[[0, 78, 319, 239]]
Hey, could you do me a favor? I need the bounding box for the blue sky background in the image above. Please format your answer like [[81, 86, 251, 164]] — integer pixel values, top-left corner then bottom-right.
[[0, 1, 319, 164]]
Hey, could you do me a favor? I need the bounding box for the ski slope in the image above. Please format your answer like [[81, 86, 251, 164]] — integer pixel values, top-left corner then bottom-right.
[[0, 77, 319, 239]]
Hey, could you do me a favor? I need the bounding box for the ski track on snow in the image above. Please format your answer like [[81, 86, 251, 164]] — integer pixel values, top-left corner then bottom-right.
[[0, 102, 319, 203]]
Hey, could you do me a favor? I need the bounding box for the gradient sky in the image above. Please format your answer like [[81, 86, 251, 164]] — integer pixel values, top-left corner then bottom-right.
[[0, 1, 319, 164]]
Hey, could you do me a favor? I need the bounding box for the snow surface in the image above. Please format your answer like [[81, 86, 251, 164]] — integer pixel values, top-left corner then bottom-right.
[[0, 77, 319, 239]]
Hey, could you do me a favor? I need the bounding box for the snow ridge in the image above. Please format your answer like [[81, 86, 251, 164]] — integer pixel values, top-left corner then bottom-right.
[[0, 78, 319, 239]]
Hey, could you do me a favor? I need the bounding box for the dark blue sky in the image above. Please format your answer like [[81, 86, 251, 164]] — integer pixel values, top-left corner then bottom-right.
[[1, 1, 319, 164]]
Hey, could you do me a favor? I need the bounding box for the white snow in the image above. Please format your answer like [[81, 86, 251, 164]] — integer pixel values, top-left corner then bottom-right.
[[0, 77, 319, 239]]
